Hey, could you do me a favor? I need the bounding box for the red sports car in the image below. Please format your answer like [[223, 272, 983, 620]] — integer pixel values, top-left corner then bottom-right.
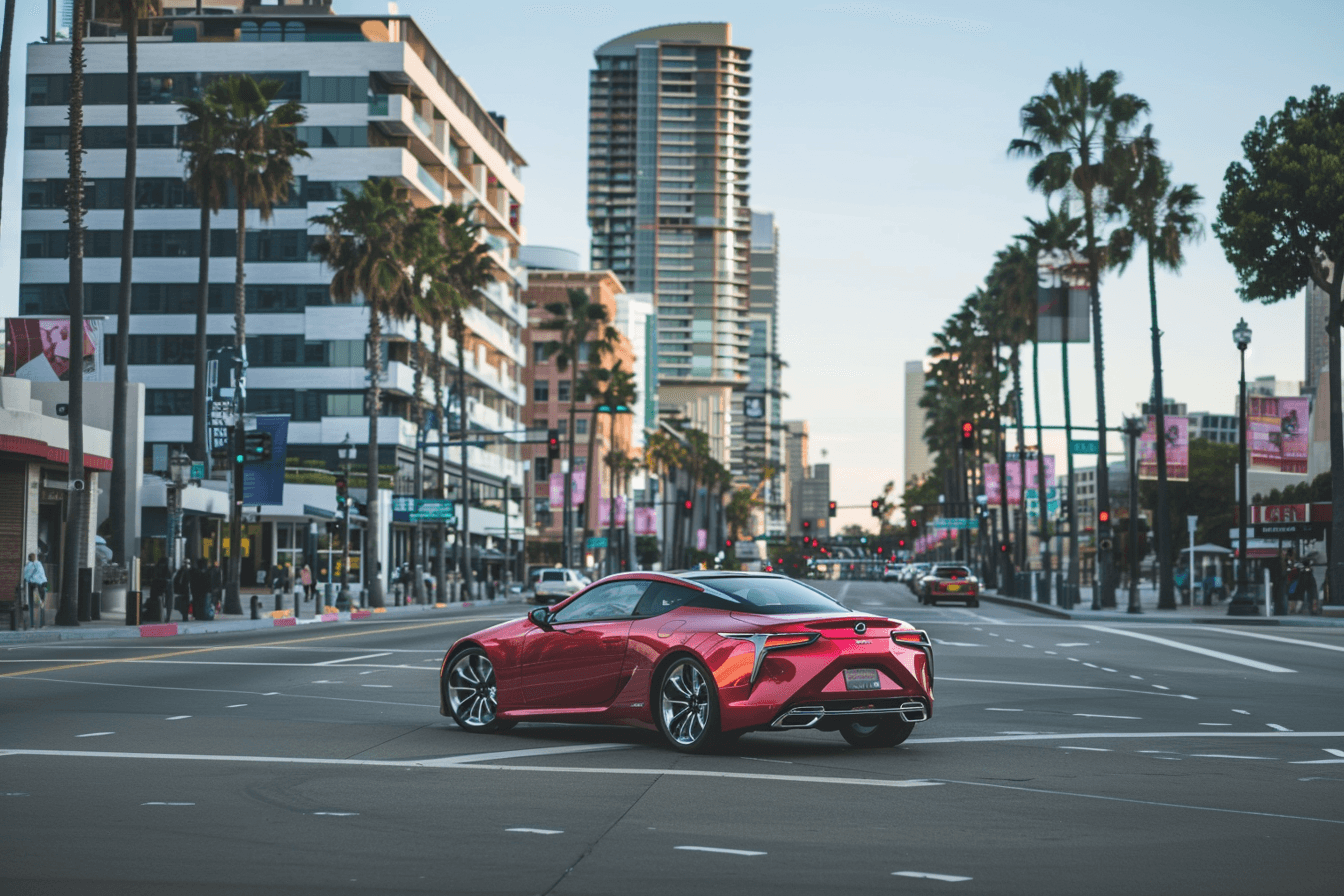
[[439, 571, 934, 752]]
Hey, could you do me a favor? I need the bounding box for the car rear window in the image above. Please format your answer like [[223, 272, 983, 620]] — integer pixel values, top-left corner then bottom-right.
[[540, 571, 564, 582], [932, 567, 971, 577], [700, 577, 845, 614]]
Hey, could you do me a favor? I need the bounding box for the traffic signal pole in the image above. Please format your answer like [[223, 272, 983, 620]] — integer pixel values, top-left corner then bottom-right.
[[225, 421, 244, 615]]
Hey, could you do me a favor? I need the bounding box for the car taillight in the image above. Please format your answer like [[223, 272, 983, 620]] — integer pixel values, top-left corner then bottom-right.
[[893, 632, 924, 643], [764, 633, 817, 649]]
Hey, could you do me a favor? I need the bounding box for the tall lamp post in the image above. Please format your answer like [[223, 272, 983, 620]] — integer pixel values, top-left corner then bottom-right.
[[1121, 417, 1145, 614], [1228, 318, 1257, 616], [338, 434, 357, 606]]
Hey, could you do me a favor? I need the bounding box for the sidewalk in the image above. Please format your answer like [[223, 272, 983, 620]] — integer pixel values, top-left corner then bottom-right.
[[0, 593, 527, 645], [979, 581, 1344, 627]]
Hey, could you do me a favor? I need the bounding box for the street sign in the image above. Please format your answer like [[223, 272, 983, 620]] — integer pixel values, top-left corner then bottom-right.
[[1253, 522, 1321, 538], [1069, 439, 1099, 455], [190, 462, 205, 480], [586, 536, 609, 549], [933, 518, 979, 530], [392, 497, 416, 513], [410, 498, 456, 523]]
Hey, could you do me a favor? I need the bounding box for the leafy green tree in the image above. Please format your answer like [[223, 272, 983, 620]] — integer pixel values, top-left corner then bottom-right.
[[1009, 65, 1149, 606], [1215, 84, 1344, 603], [311, 179, 412, 607], [1109, 124, 1203, 609]]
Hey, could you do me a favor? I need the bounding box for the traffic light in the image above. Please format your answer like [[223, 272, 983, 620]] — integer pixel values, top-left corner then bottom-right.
[[875, 545, 883, 554], [828, 501, 837, 517], [802, 520, 811, 533], [725, 538, 734, 549], [870, 499, 881, 518], [547, 428, 560, 460], [683, 498, 693, 511], [999, 542, 1010, 553], [898, 539, 906, 548], [961, 420, 975, 448], [335, 476, 348, 511], [909, 518, 919, 531], [1098, 509, 1110, 525], [243, 431, 272, 462]]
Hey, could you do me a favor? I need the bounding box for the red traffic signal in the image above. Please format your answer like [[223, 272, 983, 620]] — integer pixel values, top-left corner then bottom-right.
[[898, 539, 906, 547], [725, 538, 734, 549], [870, 499, 881, 517], [1098, 510, 1110, 524], [961, 420, 974, 448], [999, 542, 1009, 553], [802, 519, 811, 530], [683, 499, 693, 511], [547, 428, 560, 460], [909, 518, 919, 530], [828, 500, 837, 517], [875, 546, 883, 554]]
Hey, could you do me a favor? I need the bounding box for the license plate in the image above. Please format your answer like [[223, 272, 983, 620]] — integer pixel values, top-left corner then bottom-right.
[[945, 583, 961, 591], [843, 669, 881, 691]]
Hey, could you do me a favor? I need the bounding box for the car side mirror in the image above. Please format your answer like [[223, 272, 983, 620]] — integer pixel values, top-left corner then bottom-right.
[[529, 607, 553, 629]]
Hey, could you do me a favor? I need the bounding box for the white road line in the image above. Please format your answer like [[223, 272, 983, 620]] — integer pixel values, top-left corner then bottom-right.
[[1085, 625, 1297, 673], [1190, 754, 1274, 760], [142, 802, 193, 806], [1233, 709, 1250, 715], [984, 708, 1023, 712], [311, 681, 342, 685], [1056, 642, 1090, 647], [425, 744, 632, 765], [1292, 749, 1344, 765], [1074, 714, 1140, 720], [1082, 663, 1098, 668], [1005, 638, 1016, 643], [1129, 675, 1143, 680], [361, 685, 393, 688], [313, 812, 359, 816], [1216, 629, 1344, 653], [76, 732, 113, 738], [676, 846, 766, 857], [1152, 685, 1170, 690], [1199, 723, 1232, 726], [1059, 746, 1110, 752], [227, 704, 247, 708], [1022, 644, 1035, 649], [316, 652, 394, 666], [1044, 651, 1058, 655], [939, 677, 1196, 699], [908, 731, 1344, 745], [1268, 724, 1293, 732], [15, 677, 435, 709], [932, 641, 981, 647], [507, 828, 562, 835], [0, 749, 943, 789], [1101, 668, 1117, 673], [165, 716, 191, 721], [894, 871, 972, 882]]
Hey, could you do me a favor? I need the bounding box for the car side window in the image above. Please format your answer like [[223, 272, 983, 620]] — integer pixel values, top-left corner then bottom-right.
[[552, 580, 651, 624], [633, 582, 700, 618]]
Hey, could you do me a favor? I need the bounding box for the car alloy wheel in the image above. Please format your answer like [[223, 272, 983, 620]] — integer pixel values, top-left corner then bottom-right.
[[446, 648, 511, 733], [658, 657, 719, 752], [840, 717, 915, 748]]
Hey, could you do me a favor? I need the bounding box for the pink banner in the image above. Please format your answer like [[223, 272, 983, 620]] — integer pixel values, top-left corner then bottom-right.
[[1138, 415, 1189, 481], [696, 529, 707, 551], [1248, 397, 1309, 473], [984, 455, 1055, 505], [634, 507, 658, 536], [598, 496, 628, 526], [547, 470, 587, 509]]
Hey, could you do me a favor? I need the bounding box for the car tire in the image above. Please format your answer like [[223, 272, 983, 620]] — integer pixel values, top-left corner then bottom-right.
[[840, 717, 915, 748], [969, 599, 980, 608], [444, 647, 514, 733], [656, 656, 721, 754]]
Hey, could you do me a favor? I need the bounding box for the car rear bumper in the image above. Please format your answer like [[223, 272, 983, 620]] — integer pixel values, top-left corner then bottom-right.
[[771, 697, 931, 729]]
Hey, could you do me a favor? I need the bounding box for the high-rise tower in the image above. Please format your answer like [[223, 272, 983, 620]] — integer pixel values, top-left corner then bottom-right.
[[588, 23, 753, 462]]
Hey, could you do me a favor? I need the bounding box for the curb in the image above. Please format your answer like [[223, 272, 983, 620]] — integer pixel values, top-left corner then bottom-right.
[[0, 597, 523, 644], [977, 593, 1072, 619]]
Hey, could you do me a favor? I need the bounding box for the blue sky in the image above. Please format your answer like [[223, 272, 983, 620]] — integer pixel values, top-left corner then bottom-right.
[[2, 1, 1336, 533]]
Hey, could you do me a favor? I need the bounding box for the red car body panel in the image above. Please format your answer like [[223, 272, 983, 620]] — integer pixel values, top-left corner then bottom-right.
[[440, 572, 933, 735]]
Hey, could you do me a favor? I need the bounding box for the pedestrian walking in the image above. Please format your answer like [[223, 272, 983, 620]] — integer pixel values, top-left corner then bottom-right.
[[190, 558, 211, 620], [300, 564, 313, 602], [172, 563, 191, 622], [22, 553, 47, 628], [209, 559, 223, 616]]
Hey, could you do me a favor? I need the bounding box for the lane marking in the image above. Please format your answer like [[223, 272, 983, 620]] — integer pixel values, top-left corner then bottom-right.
[[361, 685, 393, 688], [142, 802, 194, 806], [675, 846, 766, 857], [1059, 746, 1110, 751], [1199, 723, 1232, 727], [1190, 754, 1274, 760], [1233, 709, 1251, 715], [76, 732, 113, 738], [166, 715, 191, 721], [316, 653, 394, 666], [984, 708, 1023, 712], [311, 681, 342, 685], [909, 731, 1344, 745], [1085, 625, 1297, 673], [933, 777, 1344, 825], [1022, 644, 1035, 649], [1152, 685, 1170, 690], [932, 641, 981, 647], [227, 704, 247, 708], [1083, 663, 1099, 669], [1129, 675, 1143, 680], [10, 676, 435, 709], [423, 744, 632, 765], [940, 677, 1196, 699], [1056, 642, 1090, 647], [1074, 714, 1140, 720], [508, 828, 562, 835], [1292, 749, 1344, 765], [1101, 668, 1117, 673], [1216, 629, 1344, 653], [0, 749, 942, 789], [1044, 651, 1058, 655], [894, 872, 972, 882], [313, 812, 359, 816], [1268, 724, 1293, 732]]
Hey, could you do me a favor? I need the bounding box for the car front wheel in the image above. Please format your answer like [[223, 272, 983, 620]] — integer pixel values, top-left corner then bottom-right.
[[840, 717, 914, 748], [657, 657, 720, 753], [445, 648, 514, 733]]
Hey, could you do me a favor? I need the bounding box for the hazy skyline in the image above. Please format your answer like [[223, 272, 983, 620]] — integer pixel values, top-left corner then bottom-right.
[[1, 0, 1335, 533]]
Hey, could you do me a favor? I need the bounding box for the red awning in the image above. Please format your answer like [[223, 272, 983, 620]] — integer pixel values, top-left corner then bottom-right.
[[0, 434, 113, 471]]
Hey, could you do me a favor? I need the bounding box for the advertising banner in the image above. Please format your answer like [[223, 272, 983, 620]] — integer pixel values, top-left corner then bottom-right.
[[598, 496, 628, 527], [696, 528, 708, 552], [1248, 396, 1309, 473], [1036, 250, 1090, 343], [634, 506, 658, 536], [984, 455, 1056, 505], [547, 471, 587, 509], [1138, 415, 1190, 481], [5, 317, 106, 381]]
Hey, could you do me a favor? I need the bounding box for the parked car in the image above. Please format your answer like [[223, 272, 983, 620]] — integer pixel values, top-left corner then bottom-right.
[[918, 565, 979, 607], [531, 568, 586, 605], [440, 571, 934, 751]]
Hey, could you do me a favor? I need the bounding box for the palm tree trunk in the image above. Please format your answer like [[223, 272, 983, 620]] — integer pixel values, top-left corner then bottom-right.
[[581, 402, 600, 557], [1011, 346, 1028, 571], [1325, 277, 1343, 613], [110, 7, 138, 569], [226, 168, 247, 610], [433, 334, 447, 601], [57, 0, 87, 627], [192, 205, 211, 462], [0, 0, 17, 241], [1032, 338, 1051, 595], [411, 319, 426, 605], [366, 307, 384, 607], [454, 313, 473, 596], [1148, 244, 1176, 610], [1061, 337, 1080, 596], [1082, 190, 1116, 607], [565, 395, 578, 569], [608, 411, 618, 574]]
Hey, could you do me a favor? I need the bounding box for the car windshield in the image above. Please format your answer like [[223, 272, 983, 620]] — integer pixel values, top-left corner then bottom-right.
[[540, 571, 564, 582], [702, 577, 845, 614], [932, 566, 971, 578]]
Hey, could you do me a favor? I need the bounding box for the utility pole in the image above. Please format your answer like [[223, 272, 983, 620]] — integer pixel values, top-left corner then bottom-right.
[[1123, 417, 1145, 614]]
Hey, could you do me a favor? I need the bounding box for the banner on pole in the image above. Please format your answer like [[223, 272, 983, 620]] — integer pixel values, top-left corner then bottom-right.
[[1248, 396, 1309, 473], [548, 471, 587, 508], [1138, 415, 1189, 481], [984, 455, 1055, 506], [6, 317, 106, 381], [634, 506, 658, 536], [1036, 250, 1090, 343]]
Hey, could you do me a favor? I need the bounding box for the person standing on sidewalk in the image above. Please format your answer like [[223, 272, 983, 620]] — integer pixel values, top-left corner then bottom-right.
[[209, 559, 223, 616], [22, 553, 47, 628]]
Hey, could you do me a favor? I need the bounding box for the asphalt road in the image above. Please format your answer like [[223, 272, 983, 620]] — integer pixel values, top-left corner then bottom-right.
[[3, 579, 1342, 895]]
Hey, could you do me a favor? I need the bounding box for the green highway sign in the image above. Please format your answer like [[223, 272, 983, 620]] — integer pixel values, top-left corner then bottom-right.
[[933, 518, 979, 530], [1069, 439, 1099, 455], [586, 536, 609, 549], [409, 498, 456, 523]]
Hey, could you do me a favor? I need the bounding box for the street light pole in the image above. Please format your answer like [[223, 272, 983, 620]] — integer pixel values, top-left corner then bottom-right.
[[338, 434, 356, 607], [1228, 318, 1258, 615], [1122, 417, 1144, 614]]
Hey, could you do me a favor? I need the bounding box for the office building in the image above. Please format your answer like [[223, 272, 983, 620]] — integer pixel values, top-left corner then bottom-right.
[[19, 0, 526, 589], [903, 360, 933, 494], [587, 23, 753, 465]]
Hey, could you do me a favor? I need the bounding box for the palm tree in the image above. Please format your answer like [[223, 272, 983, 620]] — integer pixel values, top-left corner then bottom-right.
[[1009, 65, 1148, 607], [1108, 125, 1203, 611], [56, 0, 88, 627], [594, 362, 637, 572], [311, 178, 412, 608], [179, 85, 230, 466], [644, 430, 686, 568], [536, 287, 619, 569], [0, 0, 18, 240], [185, 74, 306, 608], [104, 0, 162, 570]]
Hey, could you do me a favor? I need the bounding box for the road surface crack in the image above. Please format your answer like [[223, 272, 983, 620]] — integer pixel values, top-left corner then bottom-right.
[[541, 770, 661, 895]]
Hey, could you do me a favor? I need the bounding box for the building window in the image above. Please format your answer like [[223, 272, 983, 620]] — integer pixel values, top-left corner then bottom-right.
[[557, 380, 571, 402], [576, 418, 588, 436], [534, 457, 550, 479], [533, 380, 549, 402]]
